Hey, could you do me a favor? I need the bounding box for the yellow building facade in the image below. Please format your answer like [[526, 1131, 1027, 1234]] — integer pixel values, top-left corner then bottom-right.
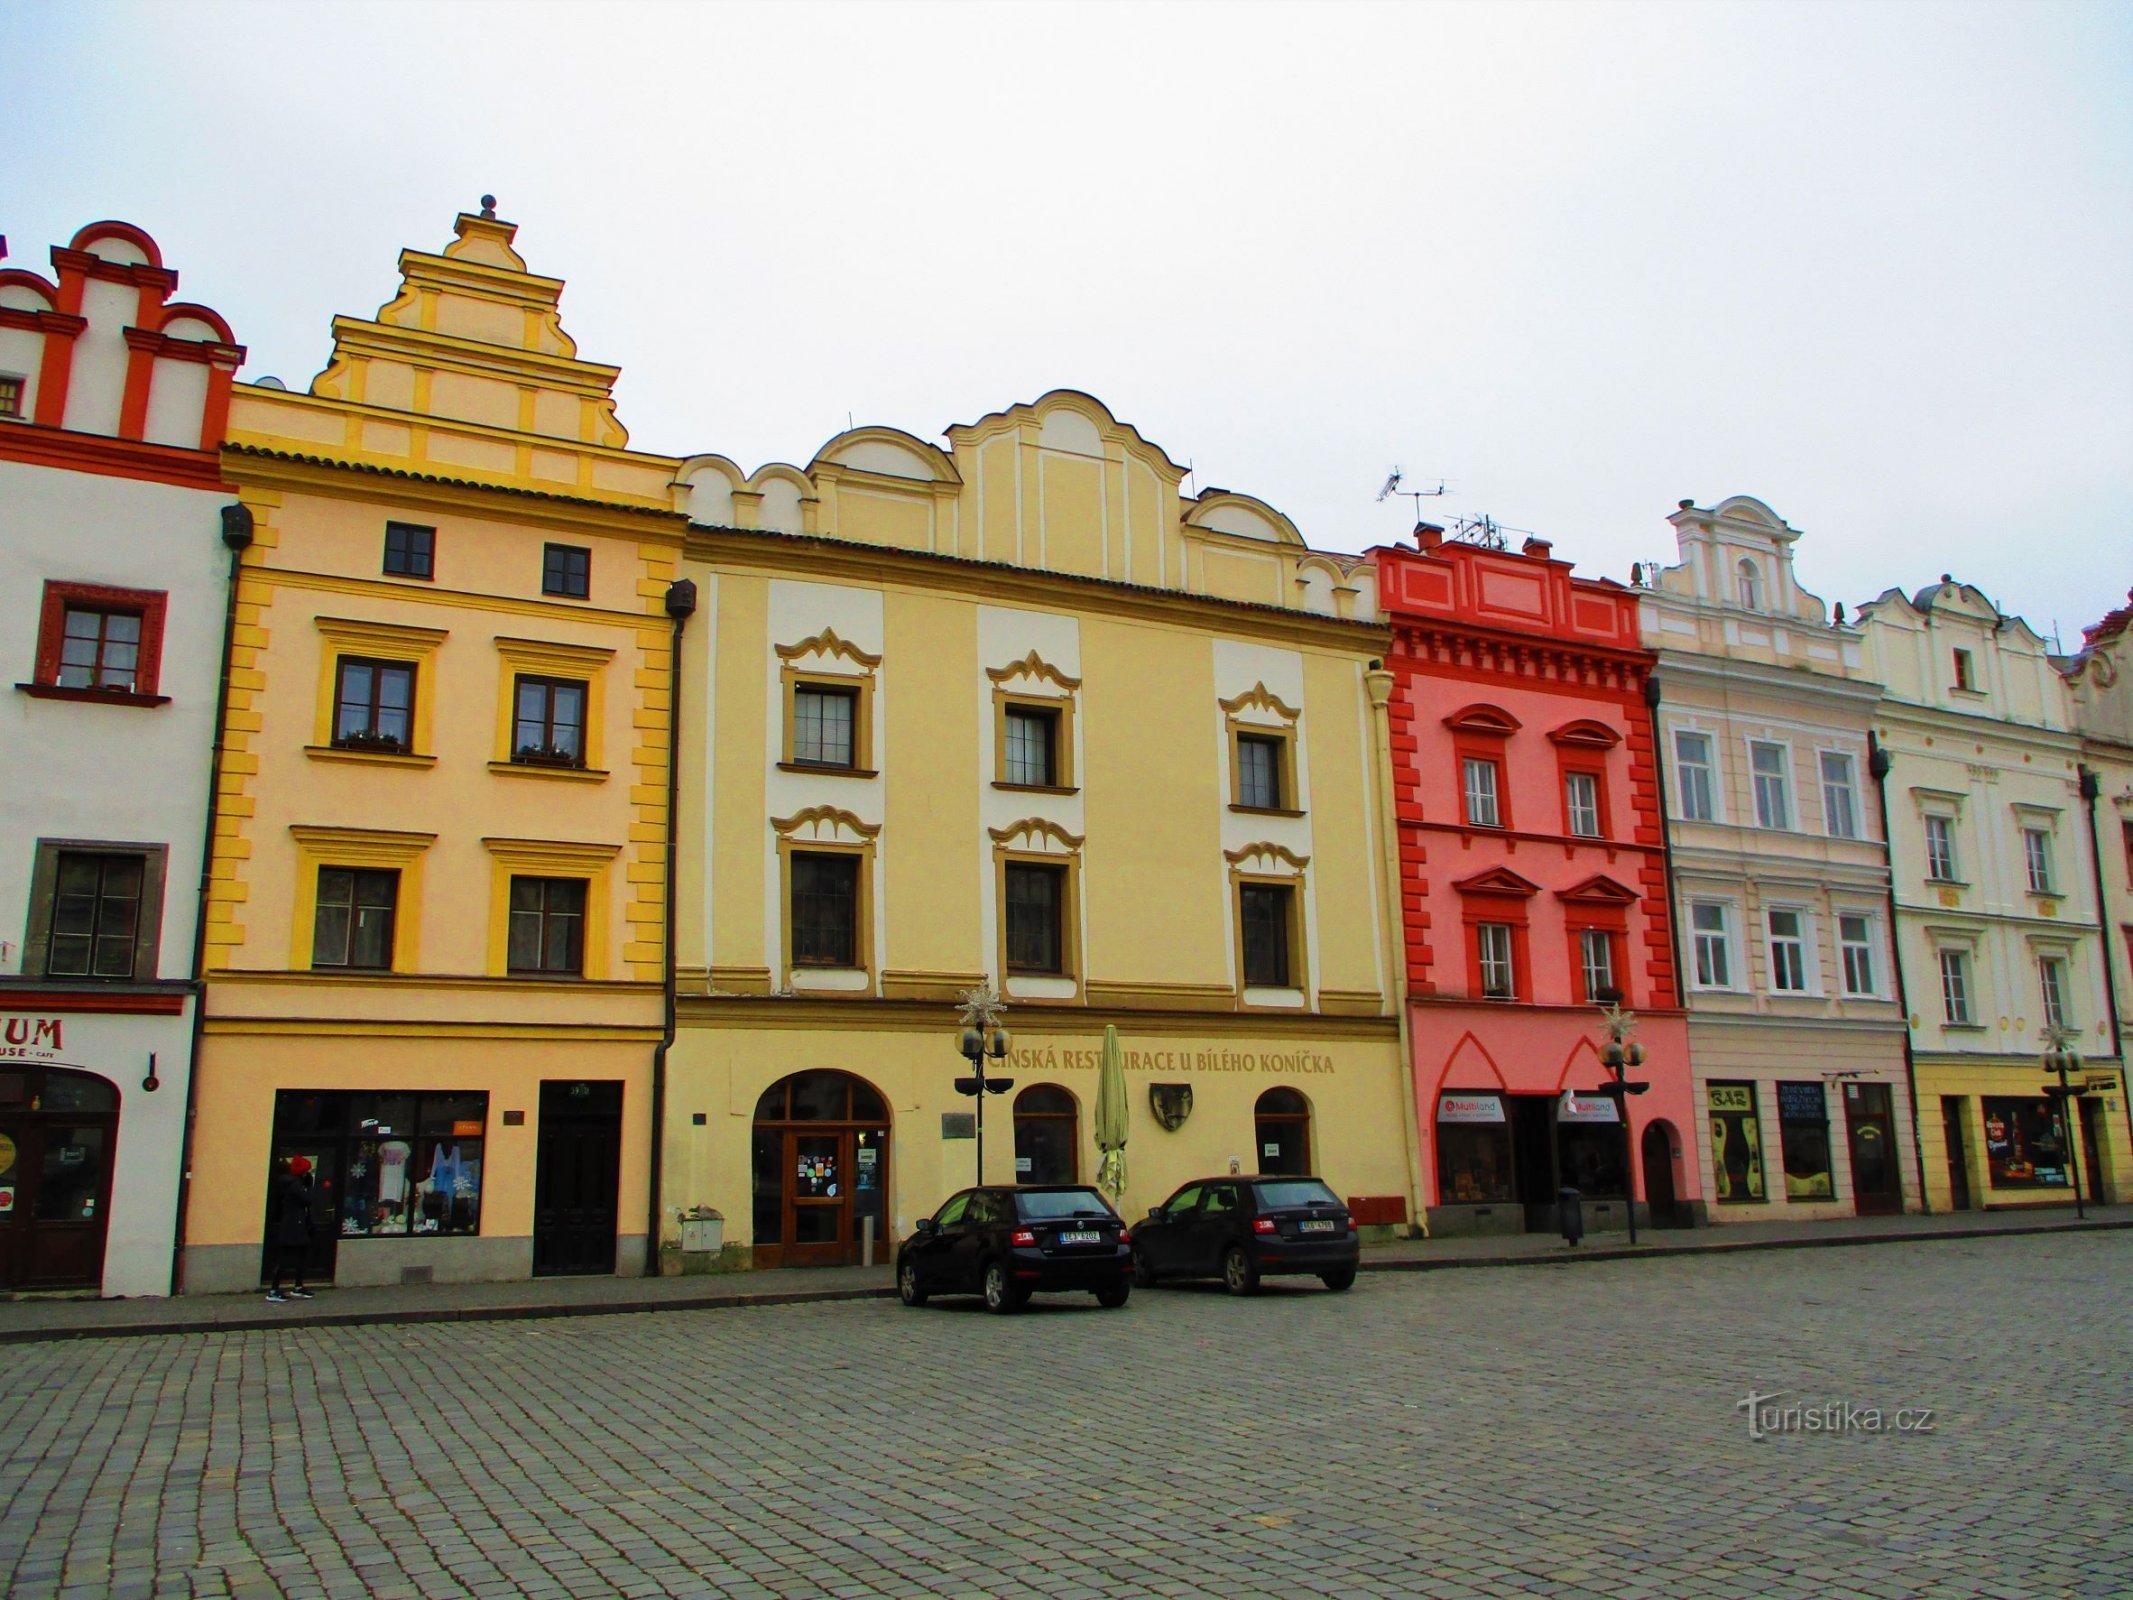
[[663, 393, 1417, 1268], [182, 207, 689, 1291]]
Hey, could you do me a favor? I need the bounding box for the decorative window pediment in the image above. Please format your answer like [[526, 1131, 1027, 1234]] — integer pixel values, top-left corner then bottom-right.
[[1451, 866, 1541, 899], [772, 805, 881, 844], [987, 817, 1083, 854], [1444, 703, 1521, 738], [987, 650, 1080, 695], [1223, 840, 1310, 876], [1219, 681, 1302, 727], [1547, 719, 1621, 749], [1556, 874, 1641, 906], [774, 627, 881, 672]]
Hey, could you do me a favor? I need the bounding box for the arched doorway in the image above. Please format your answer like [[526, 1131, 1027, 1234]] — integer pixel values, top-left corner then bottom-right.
[[1255, 1087, 1312, 1176], [1642, 1120, 1683, 1228], [0, 1065, 120, 1290], [751, 1071, 889, 1269], [1014, 1084, 1078, 1184]]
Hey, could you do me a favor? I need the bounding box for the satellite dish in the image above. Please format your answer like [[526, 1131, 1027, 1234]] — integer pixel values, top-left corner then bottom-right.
[[254, 375, 288, 391]]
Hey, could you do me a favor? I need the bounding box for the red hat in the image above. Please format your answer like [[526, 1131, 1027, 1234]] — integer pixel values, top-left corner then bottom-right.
[[289, 1155, 313, 1176]]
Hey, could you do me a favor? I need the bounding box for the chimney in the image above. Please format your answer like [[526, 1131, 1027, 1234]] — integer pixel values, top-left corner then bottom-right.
[[1415, 521, 1446, 550], [1521, 536, 1553, 560]]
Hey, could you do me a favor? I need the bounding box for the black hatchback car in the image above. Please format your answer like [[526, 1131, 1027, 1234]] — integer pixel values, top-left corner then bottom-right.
[[1132, 1175, 1359, 1293], [897, 1185, 1133, 1314]]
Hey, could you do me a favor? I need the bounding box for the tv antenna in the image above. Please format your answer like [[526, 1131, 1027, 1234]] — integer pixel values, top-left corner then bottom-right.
[[1375, 467, 1450, 528], [1450, 513, 1511, 551]]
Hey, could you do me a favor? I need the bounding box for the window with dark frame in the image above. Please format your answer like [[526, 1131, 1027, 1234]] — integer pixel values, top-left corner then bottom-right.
[[790, 852, 860, 967], [1004, 862, 1065, 973], [507, 876, 587, 975], [382, 522, 435, 579], [793, 685, 858, 768], [542, 543, 590, 599], [0, 374, 23, 418], [1003, 706, 1058, 787], [333, 658, 415, 752], [45, 852, 144, 979], [57, 605, 143, 691], [1237, 734, 1283, 810], [312, 867, 398, 970], [512, 674, 586, 766], [1240, 882, 1294, 988]]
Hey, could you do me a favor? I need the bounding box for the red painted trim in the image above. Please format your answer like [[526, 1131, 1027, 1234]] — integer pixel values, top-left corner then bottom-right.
[[1547, 718, 1621, 748], [199, 365, 233, 449], [155, 301, 238, 345], [31, 316, 81, 426], [1450, 736, 1512, 829], [32, 580, 170, 695], [0, 421, 225, 488], [1443, 702, 1521, 735], [118, 331, 156, 441], [66, 220, 167, 270], [51, 244, 177, 297], [0, 989, 187, 1015], [0, 266, 61, 307], [17, 683, 171, 708]]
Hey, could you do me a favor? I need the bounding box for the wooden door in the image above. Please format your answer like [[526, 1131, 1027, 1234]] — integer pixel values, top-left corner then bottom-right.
[[533, 1081, 623, 1276], [0, 1092, 118, 1292], [1941, 1098, 1973, 1211], [1845, 1084, 1902, 1216], [783, 1131, 852, 1269]]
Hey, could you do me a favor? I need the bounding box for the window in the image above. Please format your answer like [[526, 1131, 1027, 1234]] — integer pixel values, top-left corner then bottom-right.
[[57, 606, 142, 690], [311, 868, 397, 970], [1691, 901, 1733, 988], [1003, 706, 1058, 787], [1766, 908, 1809, 993], [1838, 914, 1877, 996], [1476, 922, 1515, 1000], [382, 522, 434, 579], [332, 658, 414, 752], [269, 1089, 488, 1240], [2122, 820, 2132, 886], [1004, 862, 1065, 974], [1982, 1097, 2072, 1188], [1237, 734, 1284, 810], [790, 852, 860, 968], [507, 877, 586, 975], [1435, 1094, 1512, 1203], [1953, 648, 1975, 691], [1462, 758, 1501, 827], [44, 853, 144, 978], [1749, 741, 1790, 830], [1924, 815, 1958, 882], [2038, 956, 2071, 1032], [541, 543, 590, 599], [1674, 732, 1715, 821], [512, 675, 586, 767], [792, 685, 858, 769], [1819, 752, 1859, 839], [2023, 828, 2055, 895], [1240, 883, 1295, 988], [1938, 948, 1973, 1025], [31, 583, 168, 700], [1776, 1082, 1835, 1201], [1579, 929, 1615, 1003], [0, 374, 23, 418], [1566, 772, 1601, 837], [1737, 559, 1762, 610], [1707, 1082, 1767, 1203]]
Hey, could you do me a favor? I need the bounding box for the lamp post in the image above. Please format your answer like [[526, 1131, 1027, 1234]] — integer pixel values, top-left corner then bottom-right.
[[2041, 1024, 2088, 1221], [1594, 998, 1650, 1245], [953, 983, 1014, 1188]]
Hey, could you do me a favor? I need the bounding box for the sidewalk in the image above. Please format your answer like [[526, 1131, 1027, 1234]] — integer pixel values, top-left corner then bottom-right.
[[3, 1204, 2125, 1344]]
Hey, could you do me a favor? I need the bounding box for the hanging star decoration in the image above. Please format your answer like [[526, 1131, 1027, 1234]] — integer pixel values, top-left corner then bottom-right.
[[1598, 1001, 1638, 1043], [955, 981, 1007, 1033], [2041, 1023, 2081, 1052]]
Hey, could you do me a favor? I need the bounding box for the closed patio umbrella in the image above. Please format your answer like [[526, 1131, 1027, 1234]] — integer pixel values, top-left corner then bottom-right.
[[1095, 1023, 1128, 1200]]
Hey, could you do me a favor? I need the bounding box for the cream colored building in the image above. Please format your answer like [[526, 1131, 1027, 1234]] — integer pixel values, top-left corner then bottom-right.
[[663, 391, 1416, 1268], [1856, 578, 2125, 1211], [1640, 497, 1918, 1220], [2060, 591, 2133, 1150]]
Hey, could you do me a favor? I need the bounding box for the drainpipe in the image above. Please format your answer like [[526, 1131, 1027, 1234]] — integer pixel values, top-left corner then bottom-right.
[[2077, 766, 2126, 1060], [170, 501, 254, 1295], [1638, 671, 1687, 1226], [1365, 660, 1429, 1238], [647, 577, 697, 1275], [1868, 733, 1933, 1213]]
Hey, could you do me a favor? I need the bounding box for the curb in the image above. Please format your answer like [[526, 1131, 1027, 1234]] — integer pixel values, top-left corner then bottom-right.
[[2, 1217, 2125, 1345]]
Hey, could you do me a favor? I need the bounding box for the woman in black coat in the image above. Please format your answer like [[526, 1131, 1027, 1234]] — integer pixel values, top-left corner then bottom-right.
[[267, 1156, 316, 1302]]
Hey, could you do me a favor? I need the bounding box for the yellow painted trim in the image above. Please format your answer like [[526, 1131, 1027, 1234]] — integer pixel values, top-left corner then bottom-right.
[[257, 565, 655, 630], [311, 615, 447, 754], [1220, 681, 1303, 721], [773, 626, 882, 669], [772, 806, 882, 841], [286, 825, 437, 972], [881, 969, 990, 1002], [205, 1018, 662, 1041], [986, 649, 1082, 692], [493, 636, 615, 770], [480, 836, 623, 979], [672, 994, 1401, 1039]]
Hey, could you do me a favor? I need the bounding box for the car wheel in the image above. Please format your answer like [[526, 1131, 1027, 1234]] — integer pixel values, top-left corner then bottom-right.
[[1319, 1268, 1357, 1292], [1095, 1280, 1131, 1309], [1132, 1245, 1159, 1288], [981, 1260, 1023, 1315], [897, 1259, 929, 1307], [1221, 1243, 1259, 1296]]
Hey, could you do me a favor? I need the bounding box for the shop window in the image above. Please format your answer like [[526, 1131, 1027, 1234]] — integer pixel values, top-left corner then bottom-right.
[[1239, 882, 1296, 988], [312, 868, 398, 970], [1820, 752, 1859, 839], [1003, 706, 1060, 787], [1937, 948, 1974, 1024], [1766, 908, 1810, 993], [1579, 929, 1616, 1004], [2024, 828, 2055, 895], [1776, 1081, 1834, 1200], [1924, 815, 1959, 882], [333, 658, 415, 753], [1462, 757, 1502, 828], [382, 522, 435, 580], [1749, 741, 1791, 830], [1707, 1082, 1766, 1203], [791, 852, 861, 967], [270, 1089, 488, 1240], [1673, 732, 1716, 822], [22, 843, 167, 982], [1982, 1097, 2072, 1188], [1254, 1088, 1311, 1176], [1476, 922, 1516, 1000], [1004, 862, 1066, 975], [30, 582, 169, 701], [1690, 901, 1734, 989], [512, 675, 587, 768], [1435, 1094, 1512, 1203], [1556, 1115, 1627, 1199], [541, 542, 590, 599], [507, 876, 587, 975], [1838, 913, 1877, 996], [1014, 1085, 1078, 1184], [2038, 956, 2071, 1032]]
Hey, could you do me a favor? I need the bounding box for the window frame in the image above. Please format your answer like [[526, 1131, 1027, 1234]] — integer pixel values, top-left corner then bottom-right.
[[1689, 899, 1735, 990], [312, 617, 446, 766], [382, 521, 436, 581], [1952, 647, 1976, 692], [2023, 827, 2055, 896], [781, 667, 876, 777], [1565, 770, 1602, 838], [331, 656, 417, 754], [1237, 878, 1301, 992], [1227, 721, 1301, 816], [791, 682, 861, 771], [540, 542, 590, 599], [481, 836, 618, 979], [1765, 905, 1812, 995], [1002, 859, 1070, 976], [510, 673, 589, 769], [1837, 912, 1878, 998], [1937, 946, 1975, 1026], [1462, 756, 1503, 829], [1818, 750, 1860, 840], [20, 840, 168, 982], [2037, 954, 2071, 1032], [788, 849, 863, 971], [1578, 927, 1616, 1004], [311, 866, 400, 971], [0, 372, 24, 419], [992, 687, 1077, 793], [1923, 813, 1960, 883], [1673, 730, 1717, 822], [1476, 921, 1517, 1001], [507, 875, 589, 976], [1747, 739, 1792, 831], [28, 581, 170, 704]]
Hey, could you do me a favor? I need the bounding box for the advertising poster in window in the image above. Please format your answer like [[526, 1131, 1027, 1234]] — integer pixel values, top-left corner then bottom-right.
[[1708, 1082, 1766, 1202], [1776, 1081, 1834, 1200], [1982, 1098, 2070, 1187], [1435, 1094, 1511, 1203]]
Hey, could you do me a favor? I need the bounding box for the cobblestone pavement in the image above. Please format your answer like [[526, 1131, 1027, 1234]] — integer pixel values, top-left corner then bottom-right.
[[3, 1233, 2128, 1600]]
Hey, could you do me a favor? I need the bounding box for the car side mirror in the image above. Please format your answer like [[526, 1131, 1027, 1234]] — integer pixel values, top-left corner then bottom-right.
[[1147, 1207, 1165, 1222], [914, 1218, 938, 1236]]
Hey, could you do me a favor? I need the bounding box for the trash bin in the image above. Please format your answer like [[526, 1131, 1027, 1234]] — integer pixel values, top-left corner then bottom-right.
[[1557, 1186, 1584, 1246]]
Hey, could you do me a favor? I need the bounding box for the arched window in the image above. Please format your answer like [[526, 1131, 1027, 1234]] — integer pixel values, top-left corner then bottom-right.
[[1736, 559, 1763, 611], [1013, 1084, 1078, 1184], [1254, 1087, 1312, 1176]]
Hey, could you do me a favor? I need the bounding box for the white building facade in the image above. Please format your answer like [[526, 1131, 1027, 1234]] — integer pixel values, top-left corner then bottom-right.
[[0, 221, 245, 1295]]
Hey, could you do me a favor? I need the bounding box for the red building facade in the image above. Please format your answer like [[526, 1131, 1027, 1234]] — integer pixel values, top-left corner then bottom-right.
[[1375, 528, 1699, 1235]]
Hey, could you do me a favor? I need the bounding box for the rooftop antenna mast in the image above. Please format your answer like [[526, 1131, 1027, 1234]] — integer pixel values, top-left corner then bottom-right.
[[1376, 467, 1450, 532]]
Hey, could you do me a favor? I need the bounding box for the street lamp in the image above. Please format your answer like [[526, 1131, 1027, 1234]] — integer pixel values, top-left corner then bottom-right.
[[953, 983, 1014, 1187], [2040, 1024, 2089, 1221], [1594, 997, 1650, 1246]]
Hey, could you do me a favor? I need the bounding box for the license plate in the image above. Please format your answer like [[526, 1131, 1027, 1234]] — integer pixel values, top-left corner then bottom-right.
[[1299, 1219, 1338, 1234], [1057, 1230, 1102, 1245]]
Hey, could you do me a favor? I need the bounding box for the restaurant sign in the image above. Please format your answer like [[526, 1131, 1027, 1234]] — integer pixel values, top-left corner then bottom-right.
[[1, 1017, 64, 1061]]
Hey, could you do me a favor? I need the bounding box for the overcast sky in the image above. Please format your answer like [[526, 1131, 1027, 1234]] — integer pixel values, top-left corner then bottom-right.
[[7, 0, 2129, 640]]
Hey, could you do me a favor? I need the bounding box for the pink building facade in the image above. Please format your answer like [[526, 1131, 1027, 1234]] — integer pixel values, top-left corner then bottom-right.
[[1376, 529, 1700, 1235]]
